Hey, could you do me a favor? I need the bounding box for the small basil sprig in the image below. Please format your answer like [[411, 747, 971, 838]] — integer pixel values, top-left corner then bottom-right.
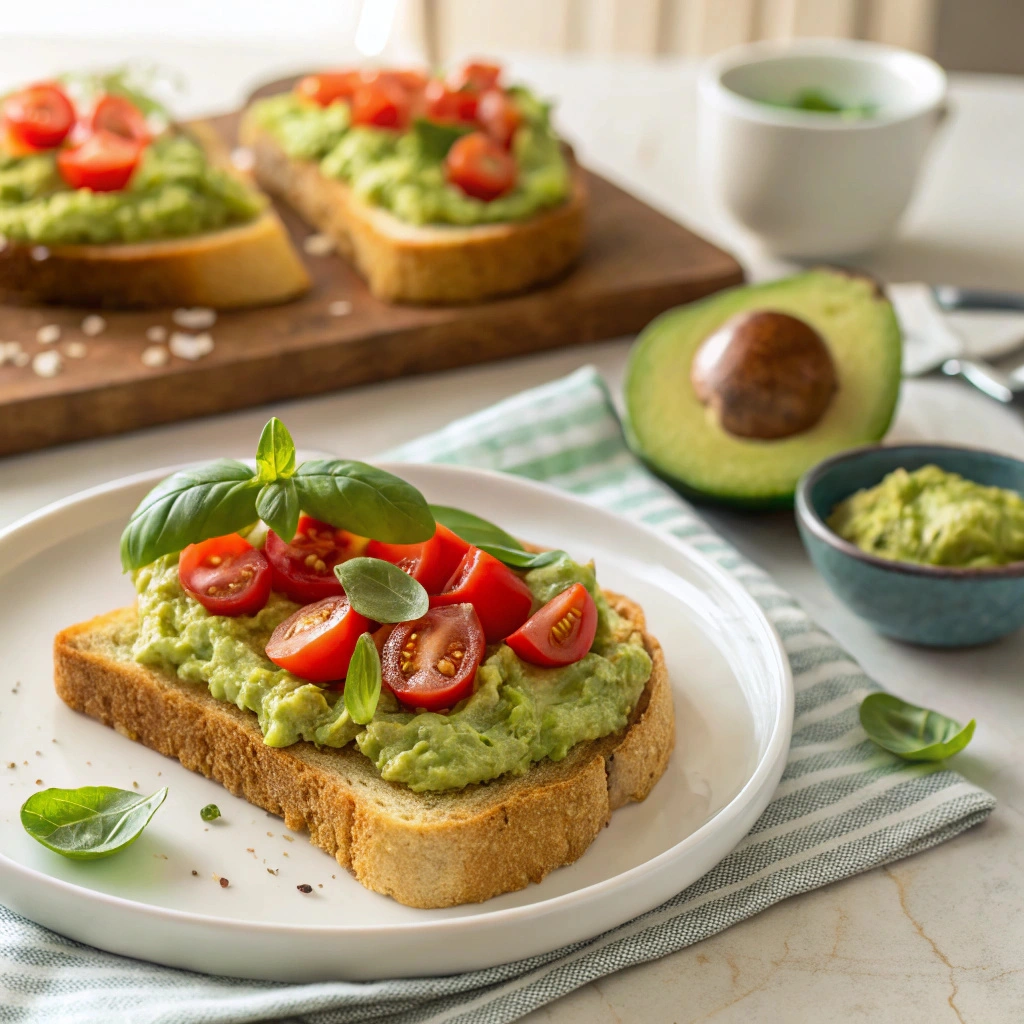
[[21, 785, 168, 860], [859, 694, 976, 762], [344, 633, 382, 725], [336, 557, 429, 623], [255, 416, 296, 484], [430, 504, 566, 570]]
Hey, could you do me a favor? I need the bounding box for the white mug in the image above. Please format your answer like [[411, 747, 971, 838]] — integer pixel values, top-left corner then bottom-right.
[[698, 39, 947, 259]]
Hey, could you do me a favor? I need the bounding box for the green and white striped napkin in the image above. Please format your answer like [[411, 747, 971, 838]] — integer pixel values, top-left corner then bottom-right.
[[0, 366, 994, 1024]]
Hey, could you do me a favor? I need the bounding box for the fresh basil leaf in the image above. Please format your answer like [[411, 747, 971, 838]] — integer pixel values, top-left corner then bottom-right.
[[255, 416, 296, 484], [859, 693, 976, 762], [478, 545, 568, 569], [21, 785, 168, 860], [120, 460, 259, 571], [294, 460, 434, 543], [256, 478, 300, 543], [344, 632, 382, 725], [411, 117, 473, 162], [429, 505, 565, 569], [336, 557, 429, 623]]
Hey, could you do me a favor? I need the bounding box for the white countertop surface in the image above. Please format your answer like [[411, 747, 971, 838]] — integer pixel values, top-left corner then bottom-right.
[[1, 42, 1023, 1023]]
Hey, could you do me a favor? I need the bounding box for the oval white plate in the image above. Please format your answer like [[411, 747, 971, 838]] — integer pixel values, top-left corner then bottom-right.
[[0, 462, 792, 982]]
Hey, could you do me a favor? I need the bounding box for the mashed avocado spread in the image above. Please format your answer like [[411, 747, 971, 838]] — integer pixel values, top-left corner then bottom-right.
[[829, 464, 1024, 568], [0, 134, 265, 245], [247, 87, 570, 227], [130, 553, 651, 792]]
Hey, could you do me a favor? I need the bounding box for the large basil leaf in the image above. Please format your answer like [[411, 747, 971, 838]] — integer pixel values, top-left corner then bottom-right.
[[294, 461, 434, 543], [344, 633, 382, 725], [336, 557, 429, 623], [255, 416, 296, 484], [21, 785, 168, 860], [859, 693, 976, 762], [120, 460, 259, 571], [430, 504, 566, 570], [256, 478, 300, 543]]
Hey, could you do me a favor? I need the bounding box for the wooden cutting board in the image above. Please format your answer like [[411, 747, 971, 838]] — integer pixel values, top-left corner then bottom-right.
[[0, 100, 742, 458]]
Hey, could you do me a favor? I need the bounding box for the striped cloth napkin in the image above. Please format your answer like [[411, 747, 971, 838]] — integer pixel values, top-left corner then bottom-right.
[[0, 366, 994, 1024]]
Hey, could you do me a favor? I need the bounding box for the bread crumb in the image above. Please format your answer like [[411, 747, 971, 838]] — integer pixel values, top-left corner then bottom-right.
[[169, 331, 214, 361], [34, 750, 41, 756], [219, 876, 230, 888], [145, 325, 167, 343], [303, 233, 335, 256], [6, 763, 15, 769], [283, 851, 289, 857], [35, 779, 42, 785], [141, 345, 169, 368], [267, 867, 278, 876], [267, 831, 273, 837], [32, 350, 62, 378], [328, 300, 352, 317], [81, 315, 106, 337], [173, 307, 216, 330], [282, 835, 294, 842], [36, 324, 61, 345], [132, 780, 139, 788], [317, 883, 323, 889], [297, 883, 313, 894], [63, 341, 88, 359], [191, 869, 198, 876]]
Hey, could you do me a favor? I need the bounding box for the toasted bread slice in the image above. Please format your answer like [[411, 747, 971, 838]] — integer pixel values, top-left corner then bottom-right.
[[53, 592, 673, 908], [0, 122, 311, 309], [238, 118, 587, 305]]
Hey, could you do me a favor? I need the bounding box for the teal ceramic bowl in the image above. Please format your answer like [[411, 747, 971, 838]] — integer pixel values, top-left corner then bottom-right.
[[796, 444, 1024, 646]]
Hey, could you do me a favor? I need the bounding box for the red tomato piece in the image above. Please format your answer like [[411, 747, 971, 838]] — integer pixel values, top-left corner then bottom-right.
[[445, 132, 517, 201], [265, 595, 370, 683], [3, 82, 75, 150], [179, 534, 272, 617], [265, 515, 367, 604], [379, 69, 428, 95], [431, 547, 533, 643], [365, 523, 471, 595], [295, 70, 366, 106], [57, 131, 142, 192], [83, 93, 151, 144], [504, 582, 598, 667], [351, 79, 411, 130], [447, 61, 503, 93], [476, 89, 522, 148], [423, 80, 479, 124], [382, 604, 485, 711]]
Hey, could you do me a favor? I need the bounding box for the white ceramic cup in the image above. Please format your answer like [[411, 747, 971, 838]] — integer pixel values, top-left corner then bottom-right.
[[698, 39, 947, 258]]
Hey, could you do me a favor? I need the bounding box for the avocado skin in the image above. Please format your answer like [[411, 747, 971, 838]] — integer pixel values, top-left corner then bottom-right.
[[623, 270, 902, 510]]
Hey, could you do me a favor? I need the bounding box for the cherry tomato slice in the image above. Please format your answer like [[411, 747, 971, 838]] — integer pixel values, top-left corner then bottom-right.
[[379, 69, 428, 95], [296, 70, 366, 106], [351, 79, 411, 130], [447, 61, 503, 93], [445, 132, 517, 201], [504, 582, 598, 667], [84, 93, 151, 144], [383, 604, 485, 711], [423, 80, 479, 124], [265, 595, 371, 683], [265, 515, 367, 604], [179, 534, 272, 617], [476, 89, 522, 148], [3, 82, 74, 150], [365, 524, 471, 595], [57, 131, 142, 192], [431, 547, 533, 643]]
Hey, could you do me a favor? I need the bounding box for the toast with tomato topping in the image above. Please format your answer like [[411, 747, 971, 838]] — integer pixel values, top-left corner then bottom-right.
[[53, 591, 673, 909]]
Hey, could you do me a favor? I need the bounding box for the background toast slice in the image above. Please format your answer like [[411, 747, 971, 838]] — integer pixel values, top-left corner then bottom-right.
[[0, 122, 310, 309], [53, 592, 673, 908], [239, 118, 587, 305]]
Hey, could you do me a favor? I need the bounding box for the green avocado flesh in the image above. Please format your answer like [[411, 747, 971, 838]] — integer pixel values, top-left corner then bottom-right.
[[128, 554, 651, 793], [0, 135, 265, 246], [245, 87, 570, 227], [623, 270, 903, 507], [829, 465, 1024, 568]]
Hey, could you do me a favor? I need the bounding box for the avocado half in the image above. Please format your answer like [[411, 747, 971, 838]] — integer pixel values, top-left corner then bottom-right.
[[623, 270, 902, 509]]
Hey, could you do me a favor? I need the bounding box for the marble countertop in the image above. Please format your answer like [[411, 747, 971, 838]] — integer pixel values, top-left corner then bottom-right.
[[0, 42, 1022, 1023]]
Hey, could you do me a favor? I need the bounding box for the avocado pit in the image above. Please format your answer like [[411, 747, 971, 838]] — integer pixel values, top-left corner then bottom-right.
[[690, 310, 838, 441]]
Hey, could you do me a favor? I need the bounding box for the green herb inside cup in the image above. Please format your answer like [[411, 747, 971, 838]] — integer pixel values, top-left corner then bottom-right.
[[766, 88, 876, 119]]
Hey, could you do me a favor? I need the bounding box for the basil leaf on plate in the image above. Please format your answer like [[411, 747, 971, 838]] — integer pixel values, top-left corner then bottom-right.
[[120, 460, 260, 571], [336, 557, 429, 623], [859, 693, 976, 762], [255, 416, 296, 484], [21, 785, 168, 860], [294, 460, 434, 543], [429, 504, 566, 570], [256, 478, 300, 543], [344, 632, 382, 725]]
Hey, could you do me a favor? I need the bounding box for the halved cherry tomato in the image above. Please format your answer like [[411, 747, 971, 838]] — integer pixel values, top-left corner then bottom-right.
[[265, 515, 366, 604], [365, 524, 470, 595], [57, 131, 142, 192], [505, 582, 597, 667], [445, 132, 517, 201], [351, 79, 411, 130], [179, 534, 272, 617], [476, 88, 522, 148], [379, 69, 428, 95], [296, 70, 366, 106], [447, 61, 502, 93], [83, 93, 151, 144], [383, 604, 485, 711], [265, 595, 370, 682], [2, 82, 74, 150], [431, 547, 533, 642], [423, 80, 479, 124]]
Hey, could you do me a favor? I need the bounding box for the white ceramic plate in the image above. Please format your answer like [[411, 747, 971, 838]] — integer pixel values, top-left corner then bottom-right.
[[0, 462, 792, 982]]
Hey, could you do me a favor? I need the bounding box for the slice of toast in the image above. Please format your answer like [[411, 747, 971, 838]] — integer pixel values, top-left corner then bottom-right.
[[0, 122, 311, 309], [53, 592, 674, 908], [238, 118, 587, 305]]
